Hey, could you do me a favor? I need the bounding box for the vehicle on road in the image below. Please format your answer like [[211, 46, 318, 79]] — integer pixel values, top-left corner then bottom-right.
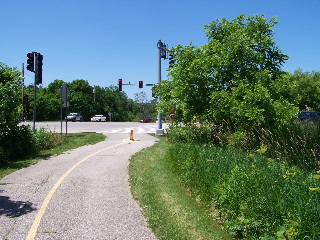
[[140, 116, 153, 123], [298, 111, 320, 121], [66, 113, 83, 122], [91, 115, 107, 122]]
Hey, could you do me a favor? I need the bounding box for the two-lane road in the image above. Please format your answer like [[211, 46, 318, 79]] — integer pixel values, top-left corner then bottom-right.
[[21, 121, 169, 134]]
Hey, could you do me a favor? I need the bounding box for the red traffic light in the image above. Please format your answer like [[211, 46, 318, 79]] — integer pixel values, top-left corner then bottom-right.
[[27, 52, 35, 72], [23, 94, 28, 104], [139, 81, 143, 88], [118, 79, 123, 91]]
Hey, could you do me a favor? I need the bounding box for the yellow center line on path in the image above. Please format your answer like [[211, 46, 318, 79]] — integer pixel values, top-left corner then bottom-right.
[[26, 141, 125, 240]]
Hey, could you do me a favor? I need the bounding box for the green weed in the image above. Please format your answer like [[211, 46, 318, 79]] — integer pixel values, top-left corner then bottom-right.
[[164, 136, 320, 239]]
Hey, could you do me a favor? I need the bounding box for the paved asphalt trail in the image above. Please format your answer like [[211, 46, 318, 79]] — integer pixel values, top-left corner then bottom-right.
[[0, 133, 158, 240]]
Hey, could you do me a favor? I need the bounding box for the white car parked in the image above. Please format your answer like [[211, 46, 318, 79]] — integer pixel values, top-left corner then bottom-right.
[[91, 115, 107, 122]]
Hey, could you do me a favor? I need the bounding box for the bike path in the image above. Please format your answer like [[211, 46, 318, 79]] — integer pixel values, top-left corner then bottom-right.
[[0, 133, 158, 240]]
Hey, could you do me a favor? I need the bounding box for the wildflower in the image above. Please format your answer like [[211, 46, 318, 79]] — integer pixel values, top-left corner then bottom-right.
[[309, 187, 320, 191], [267, 158, 275, 163], [313, 174, 320, 179], [256, 144, 267, 153], [283, 170, 297, 179]]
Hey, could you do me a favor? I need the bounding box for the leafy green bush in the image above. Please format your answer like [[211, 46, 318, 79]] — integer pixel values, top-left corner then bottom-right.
[[0, 125, 63, 163]]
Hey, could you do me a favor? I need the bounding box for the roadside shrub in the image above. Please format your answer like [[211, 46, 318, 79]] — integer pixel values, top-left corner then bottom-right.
[[168, 121, 320, 172], [0, 124, 36, 162], [232, 122, 320, 171], [0, 125, 63, 163], [167, 121, 235, 146]]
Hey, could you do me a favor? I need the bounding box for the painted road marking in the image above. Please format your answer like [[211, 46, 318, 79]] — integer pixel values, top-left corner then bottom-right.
[[26, 141, 125, 240]]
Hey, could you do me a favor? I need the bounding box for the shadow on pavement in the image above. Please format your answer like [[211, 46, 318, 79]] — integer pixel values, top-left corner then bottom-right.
[[0, 195, 37, 218]]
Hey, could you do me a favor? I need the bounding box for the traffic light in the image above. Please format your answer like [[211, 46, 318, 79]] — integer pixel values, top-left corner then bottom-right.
[[27, 53, 35, 72], [169, 52, 174, 68], [160, 44, 167, 59], [139, 81, 143, 88], [35, 53, 43, 85], [23, 94, 28, 105], [118, 79, 123, 91]]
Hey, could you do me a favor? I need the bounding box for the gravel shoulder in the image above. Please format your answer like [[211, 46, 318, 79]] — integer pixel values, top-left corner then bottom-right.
[[0, 133, 158, 240]]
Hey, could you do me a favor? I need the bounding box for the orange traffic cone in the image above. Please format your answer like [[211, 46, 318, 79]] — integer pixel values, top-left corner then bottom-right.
[[130, 130, 134, 141]]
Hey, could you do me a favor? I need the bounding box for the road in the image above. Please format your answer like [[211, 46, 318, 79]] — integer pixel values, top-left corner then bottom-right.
[[0, 123, 165, 239], [20, 121, 169, 134]]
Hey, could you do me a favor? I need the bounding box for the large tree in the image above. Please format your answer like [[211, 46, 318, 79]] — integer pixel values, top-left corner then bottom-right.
[[0, 62, 23, 126], [288, 69, 320, 111], [156, 14, 298, 127]]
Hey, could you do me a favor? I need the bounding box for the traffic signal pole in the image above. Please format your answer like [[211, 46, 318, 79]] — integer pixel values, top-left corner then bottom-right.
[[156, 40, 165, 135], [26, 52, 43, 129], [33, 78, 36, 129]]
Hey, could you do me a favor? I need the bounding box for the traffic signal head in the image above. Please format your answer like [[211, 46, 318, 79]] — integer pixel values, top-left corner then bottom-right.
[[27, 53, 35, 72], [160, 44, 167, 59], [23, 94, 28, 105], [169, 52, 174, 68], [139, 81, 143, 88], [118, 79, 122, 91], [36, 53, 43, 85]]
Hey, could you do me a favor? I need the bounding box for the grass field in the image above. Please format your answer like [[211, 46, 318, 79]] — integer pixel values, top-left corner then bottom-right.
[[129, 136, 232, 240]]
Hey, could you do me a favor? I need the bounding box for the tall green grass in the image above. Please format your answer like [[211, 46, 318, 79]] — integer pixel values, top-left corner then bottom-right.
[[165, 122, 320, 239], [129, 136, 232, 240]]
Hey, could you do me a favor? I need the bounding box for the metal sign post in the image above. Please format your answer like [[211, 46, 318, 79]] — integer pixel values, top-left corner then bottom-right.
[[59, 83, 70, 135], [108, 112, 112, 122]]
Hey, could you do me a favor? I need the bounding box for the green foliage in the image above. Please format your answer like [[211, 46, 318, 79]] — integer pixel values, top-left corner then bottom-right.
[[129, 136, 232, 240], [23, 79, 152, 121], [235, 122, 320, 171], [0, 62, 23, 126], [0, 125, 63, 163], [164, 137, 320, 239], [156, 14, 297, 128], [288, 69, 320, 110]]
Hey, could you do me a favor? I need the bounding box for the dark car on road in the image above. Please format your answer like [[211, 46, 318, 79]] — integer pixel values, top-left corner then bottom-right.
[[140, 116, 153, 123], [66, 113, 83, 122], [298, 111, 320, 121]]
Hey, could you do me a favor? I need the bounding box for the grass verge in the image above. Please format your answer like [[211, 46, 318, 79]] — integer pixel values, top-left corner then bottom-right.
[[0, 133, 106, 179], [129, 136, 232, 240]]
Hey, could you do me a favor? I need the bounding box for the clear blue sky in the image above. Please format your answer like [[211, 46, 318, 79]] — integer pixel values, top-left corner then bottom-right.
[[1, 0, 320, 100]]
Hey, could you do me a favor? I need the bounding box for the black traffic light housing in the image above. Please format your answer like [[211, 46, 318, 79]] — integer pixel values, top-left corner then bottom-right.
[[139, 81, 143, 88], [169, 52, 174, 68], [27, 53, 35, 72], [160, 44, 167, 59], [35, 53, 43, 85], [23, 94, 28, 105], [118, 79, 123, 91]]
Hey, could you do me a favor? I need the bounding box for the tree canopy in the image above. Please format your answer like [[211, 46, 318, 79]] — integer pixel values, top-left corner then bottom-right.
[[156, 14, 298, 127], [23, 79, 156, 122], [288, 69, 320, 111], [0, 62, 23, 126]]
